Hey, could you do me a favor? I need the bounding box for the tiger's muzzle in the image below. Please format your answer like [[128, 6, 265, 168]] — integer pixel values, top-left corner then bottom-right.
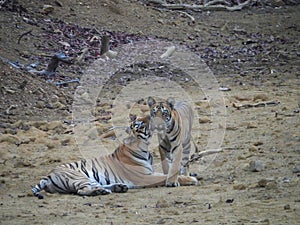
[[150, 117, 167, 135]]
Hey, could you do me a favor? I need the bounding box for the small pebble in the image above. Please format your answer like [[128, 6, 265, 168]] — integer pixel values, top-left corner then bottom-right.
[[292, 162, 300, 173], [249, 160, 265, 172]]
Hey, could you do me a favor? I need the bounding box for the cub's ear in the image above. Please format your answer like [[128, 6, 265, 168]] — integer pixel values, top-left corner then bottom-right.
[[167, 98, 175, 110], [129, 114, 137, 122], [147, 97, 156, 107]]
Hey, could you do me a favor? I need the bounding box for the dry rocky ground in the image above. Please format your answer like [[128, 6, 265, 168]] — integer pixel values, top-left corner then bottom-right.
[[0, 0, 299, 224]]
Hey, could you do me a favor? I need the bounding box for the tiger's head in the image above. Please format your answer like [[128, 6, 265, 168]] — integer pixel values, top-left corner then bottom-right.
[[128, 114, 152, 142], [147, 96, 175, 134]]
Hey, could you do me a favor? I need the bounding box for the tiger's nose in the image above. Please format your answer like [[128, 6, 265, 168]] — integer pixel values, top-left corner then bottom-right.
[[152, 117, 165, 131]]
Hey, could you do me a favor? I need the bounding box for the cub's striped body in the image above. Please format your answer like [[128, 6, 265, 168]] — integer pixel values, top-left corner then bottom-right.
[[32, 115, 197, 199], [148, 97, 194, 187]]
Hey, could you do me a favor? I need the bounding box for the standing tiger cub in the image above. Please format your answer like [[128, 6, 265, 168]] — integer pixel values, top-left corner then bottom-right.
[[32, 115, 197, 199], [148, 97, 194, 187]]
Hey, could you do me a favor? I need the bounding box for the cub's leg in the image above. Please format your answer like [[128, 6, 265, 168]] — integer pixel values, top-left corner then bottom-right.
[[165, 146, 183, 187], [158, 136, 171, 175]]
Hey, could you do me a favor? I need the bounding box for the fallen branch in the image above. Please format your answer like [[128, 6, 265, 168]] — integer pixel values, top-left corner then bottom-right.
[[232, 100, 280, 110], [30, 53, 73, 76], [185, 148, 223, 166], [99, 126, 129, 139], [148, 0, 251, 11]]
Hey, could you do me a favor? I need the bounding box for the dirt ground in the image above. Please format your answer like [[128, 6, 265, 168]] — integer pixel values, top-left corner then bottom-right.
[[0, 0, 300, 224]]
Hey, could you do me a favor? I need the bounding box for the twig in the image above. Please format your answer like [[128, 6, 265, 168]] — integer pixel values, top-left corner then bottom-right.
[[100, 130, 116, 139], [55, 78, 80, 86], [160, 46, 176, 58], [178, 11, 195, 22], [100, 126, 129, 139], [204, 0, 231, 7], [18, 30, 32, 44], [232, 100, 280, 110], [185, 148, 223, 166]]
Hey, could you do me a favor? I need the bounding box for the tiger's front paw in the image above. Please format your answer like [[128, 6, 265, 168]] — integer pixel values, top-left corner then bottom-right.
[[166, 181, 180, 187]]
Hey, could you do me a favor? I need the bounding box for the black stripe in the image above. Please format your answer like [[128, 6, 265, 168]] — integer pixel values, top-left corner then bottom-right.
[[68, 163, 75, 170], [48, 175, 66, 192], [91, 159, 100, 183], [159, 143, 168, 152], [104, 168, 110, 185], [171, 144, 179, 153], [167, 118, 175, 133], [80, 160, 89, 178]]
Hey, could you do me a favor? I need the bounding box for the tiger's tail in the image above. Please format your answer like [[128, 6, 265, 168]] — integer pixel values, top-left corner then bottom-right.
[[31, 178, 49, 199]]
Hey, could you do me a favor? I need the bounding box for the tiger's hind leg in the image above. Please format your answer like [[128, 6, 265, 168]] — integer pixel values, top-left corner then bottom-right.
[[102, 183, 128, 193]]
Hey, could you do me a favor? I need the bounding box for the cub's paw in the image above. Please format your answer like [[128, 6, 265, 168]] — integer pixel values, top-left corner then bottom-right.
[[110, 183, 128, 193]]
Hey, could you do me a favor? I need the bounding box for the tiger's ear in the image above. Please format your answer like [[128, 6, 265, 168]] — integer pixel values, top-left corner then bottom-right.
[[167, 98, 175, 110], [147, 97, 156, 107], [129, 114, 137, 122]]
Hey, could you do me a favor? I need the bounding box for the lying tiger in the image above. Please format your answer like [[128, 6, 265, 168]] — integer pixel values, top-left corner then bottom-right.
[[147, 97, 194, 187], [32, 115, 197, 199]]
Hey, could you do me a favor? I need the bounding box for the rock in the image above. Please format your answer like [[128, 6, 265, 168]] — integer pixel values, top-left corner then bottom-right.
[[257, 179, 277, 189], [42, 4, 54, 14], [292, 162, 300, 173], [283, 204, 290, 210], [258, 179, 268, 187], [51, 101, 67, 109], [249, 160, 265, 172], [29, 121, 47, 129], [253, 141, 263, 146], [35, 101, 45, 109], [246, 122, 258, 129], [39, 121, 64, 132], [0, 134, 20, 144], [156, 198, 169, 208], [265, 180, 277, 190], [253, 93, 268, 102], [11, 120, 24, 129], [249, 145, 258, 152], [233, 184, 246, 190], [199, 116, 212, 124]]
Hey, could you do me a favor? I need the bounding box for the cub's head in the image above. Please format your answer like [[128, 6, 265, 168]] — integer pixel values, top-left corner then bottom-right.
[[147, 96, 175, 133], [129, 114, 151, 141]]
